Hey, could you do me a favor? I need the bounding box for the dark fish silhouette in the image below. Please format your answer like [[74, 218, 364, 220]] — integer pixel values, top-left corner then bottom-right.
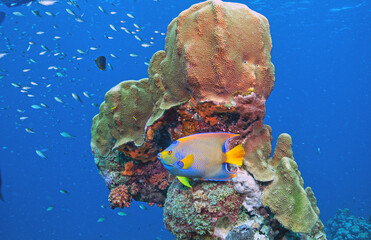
[[0, 11, 5, 25], [0, 169, 4, 202], [0, 0, 34, 7], [95, 56, 106, 71]]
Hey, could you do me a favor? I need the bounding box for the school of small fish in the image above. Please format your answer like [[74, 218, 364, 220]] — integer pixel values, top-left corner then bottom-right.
[[0, 0, 164, 225], [0, 0, 166, 157]]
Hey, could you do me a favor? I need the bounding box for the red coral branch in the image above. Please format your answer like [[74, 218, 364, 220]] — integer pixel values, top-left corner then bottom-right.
[[109, 185, 132, 209]]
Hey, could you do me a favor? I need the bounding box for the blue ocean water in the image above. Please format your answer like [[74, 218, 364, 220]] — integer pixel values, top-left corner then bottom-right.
[[0, 0, 369, 239]]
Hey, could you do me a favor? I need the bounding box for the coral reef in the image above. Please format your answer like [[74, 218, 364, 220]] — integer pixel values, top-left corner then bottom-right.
[[262, 157, 319, 233], [90, 0, 327, 239], [109, 185, 132, 208], [326, 209, 371, 240], [164, 180, 243, 239]]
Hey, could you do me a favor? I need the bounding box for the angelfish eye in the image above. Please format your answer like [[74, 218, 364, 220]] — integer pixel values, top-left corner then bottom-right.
[[168, 150, 172, 154]]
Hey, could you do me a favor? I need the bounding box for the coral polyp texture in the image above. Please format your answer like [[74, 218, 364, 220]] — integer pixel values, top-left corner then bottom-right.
[[160, 0, 274, 106], [90, 0, 327, 239]]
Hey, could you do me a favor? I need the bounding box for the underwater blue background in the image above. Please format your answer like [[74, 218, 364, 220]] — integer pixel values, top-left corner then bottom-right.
[[0, 0, 369, 239]]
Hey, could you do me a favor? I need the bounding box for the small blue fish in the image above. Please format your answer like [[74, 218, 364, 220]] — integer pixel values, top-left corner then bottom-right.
[[60, 132, 75, 138], [35, 150, 47, 159], [117, 211, 128, 216], [158, 132, 245, 188], [59, 189, 69, 194], [25, 128, 35, 134], [31, 104, 42, 110], [46, 205, 54, 211], [139, 204, 148, 210]]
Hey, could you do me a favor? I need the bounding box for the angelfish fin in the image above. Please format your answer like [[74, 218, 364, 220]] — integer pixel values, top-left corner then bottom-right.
[[177, 176, 192, 188], [225, 144, 245, 166], [222, 134, 239, 153], [180, 154, 194, 170]]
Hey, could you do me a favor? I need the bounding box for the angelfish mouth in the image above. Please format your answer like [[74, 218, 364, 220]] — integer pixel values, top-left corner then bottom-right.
[[160, 159, 175, 168], [158, 153, 176, 167], [160, 159, 170, 166]]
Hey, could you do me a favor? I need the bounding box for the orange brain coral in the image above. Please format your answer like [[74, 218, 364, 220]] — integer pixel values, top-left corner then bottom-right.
[[160, 0, 275, 106]]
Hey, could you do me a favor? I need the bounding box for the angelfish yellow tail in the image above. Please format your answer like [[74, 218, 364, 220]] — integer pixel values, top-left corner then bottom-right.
[[225, 144, 245, 166]]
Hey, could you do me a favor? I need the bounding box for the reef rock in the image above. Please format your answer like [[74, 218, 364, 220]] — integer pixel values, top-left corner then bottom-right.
[[90, 0, 327, 239], [326, 209, 371, 240]]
